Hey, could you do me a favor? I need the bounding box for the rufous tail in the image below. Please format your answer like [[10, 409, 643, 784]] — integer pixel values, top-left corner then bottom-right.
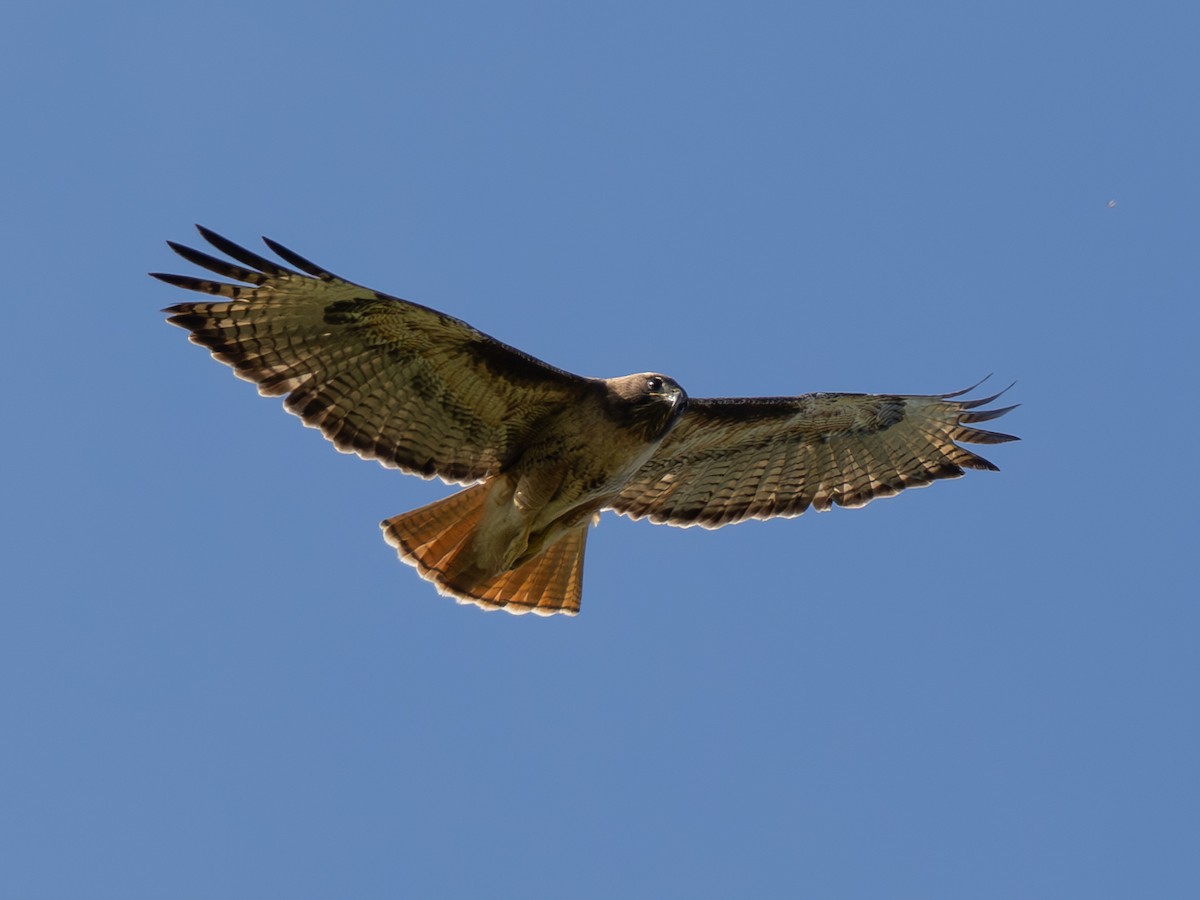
[[381, 484, 588, 616]]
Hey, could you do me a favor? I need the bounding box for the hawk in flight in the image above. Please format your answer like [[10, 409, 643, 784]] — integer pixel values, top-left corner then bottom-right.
[[158, 227, 1017, 616]]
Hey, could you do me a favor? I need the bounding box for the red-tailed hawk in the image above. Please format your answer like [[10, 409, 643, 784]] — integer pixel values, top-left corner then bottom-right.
[[158, 227, 1018, 616]]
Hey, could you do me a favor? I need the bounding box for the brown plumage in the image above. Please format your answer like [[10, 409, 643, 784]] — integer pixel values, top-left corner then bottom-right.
[[157, 227, 1018, 616]]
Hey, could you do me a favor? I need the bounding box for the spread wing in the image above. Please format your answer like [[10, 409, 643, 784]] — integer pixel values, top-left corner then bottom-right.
[[608, 384, 1018, 528], [156, 226, 591, 484]]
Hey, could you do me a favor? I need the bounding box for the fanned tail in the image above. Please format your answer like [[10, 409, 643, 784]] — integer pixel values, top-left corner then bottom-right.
[[381, 485, 587, 616]]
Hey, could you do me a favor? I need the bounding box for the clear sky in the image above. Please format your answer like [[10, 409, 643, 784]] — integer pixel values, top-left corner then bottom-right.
[[2, 2, 1197, 898]]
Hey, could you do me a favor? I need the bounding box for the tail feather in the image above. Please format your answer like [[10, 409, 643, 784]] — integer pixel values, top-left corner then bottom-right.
[[381, 484, 588, 616], [382, 482, 489, 581], [469, 524, 587, 616]]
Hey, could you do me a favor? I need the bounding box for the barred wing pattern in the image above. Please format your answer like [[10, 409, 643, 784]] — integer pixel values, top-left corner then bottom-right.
[[156, 227, 589, 484], [609, 386, 1018, 528]]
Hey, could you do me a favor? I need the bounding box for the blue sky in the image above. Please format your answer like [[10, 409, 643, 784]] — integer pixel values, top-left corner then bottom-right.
[[2, 2, 1197, 897]]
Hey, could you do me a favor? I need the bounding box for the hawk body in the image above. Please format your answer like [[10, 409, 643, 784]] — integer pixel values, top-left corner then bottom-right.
[[158, 227, 1017, 616]]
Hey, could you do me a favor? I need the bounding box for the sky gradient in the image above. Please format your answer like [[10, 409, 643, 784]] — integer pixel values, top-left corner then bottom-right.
[[3, 2, 1197, 897]]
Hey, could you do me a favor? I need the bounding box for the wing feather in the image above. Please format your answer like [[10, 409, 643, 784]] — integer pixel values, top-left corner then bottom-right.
[[156, 226, 591, 484], [608, 384, 1018, 528]]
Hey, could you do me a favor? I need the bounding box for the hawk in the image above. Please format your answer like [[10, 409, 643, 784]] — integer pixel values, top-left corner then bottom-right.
[[157, 227, 1018, 616]]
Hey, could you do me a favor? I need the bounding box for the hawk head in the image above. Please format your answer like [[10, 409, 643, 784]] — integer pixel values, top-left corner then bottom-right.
[[606, 372, 689, 441]]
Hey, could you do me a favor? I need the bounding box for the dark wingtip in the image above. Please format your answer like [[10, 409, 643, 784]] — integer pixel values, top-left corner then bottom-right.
[[191, 225, 292, 276], [941, 374, 993, 399], [960, 402, 1021, 424], [261, 235, 337, 280], [194, 224, 236, 250], [150, 271, 194, 287]]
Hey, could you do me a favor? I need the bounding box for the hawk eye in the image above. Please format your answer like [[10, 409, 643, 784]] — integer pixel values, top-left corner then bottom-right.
[[647, 376, 664, 393]]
